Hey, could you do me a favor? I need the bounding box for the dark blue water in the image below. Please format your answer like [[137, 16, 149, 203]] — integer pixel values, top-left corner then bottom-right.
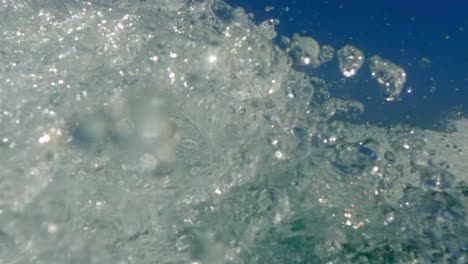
[[228, 0, 468, 130]]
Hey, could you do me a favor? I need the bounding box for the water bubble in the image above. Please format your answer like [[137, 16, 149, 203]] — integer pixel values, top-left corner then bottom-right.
[[337, 45, 365, 77], [420, 168, 455, 192], [334, 143, 369, 175], [289, 34, 321, 67], [318, 98, 364, 121], [257, 19, 279, 40], [358, 145, 378, 161], [369, 56, 407, 101], [319, 45, 335, 64]]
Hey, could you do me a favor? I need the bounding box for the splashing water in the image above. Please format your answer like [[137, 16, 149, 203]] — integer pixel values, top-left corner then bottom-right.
[[0, 0, 466, 263]]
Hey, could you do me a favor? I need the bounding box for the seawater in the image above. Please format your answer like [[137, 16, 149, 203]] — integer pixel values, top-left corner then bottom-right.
[[0, 0, 466, 263]]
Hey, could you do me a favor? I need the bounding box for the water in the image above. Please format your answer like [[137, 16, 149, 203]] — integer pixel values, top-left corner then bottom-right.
[[229, 0, 468, 130], [0, 0, 466, 263]]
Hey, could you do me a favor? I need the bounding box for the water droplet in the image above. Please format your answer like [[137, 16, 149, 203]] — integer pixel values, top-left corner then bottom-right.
[[337, 45, 364, 77]]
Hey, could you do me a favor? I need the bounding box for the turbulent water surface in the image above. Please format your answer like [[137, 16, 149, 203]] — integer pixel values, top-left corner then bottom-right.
[[0, 0, 466, 263]]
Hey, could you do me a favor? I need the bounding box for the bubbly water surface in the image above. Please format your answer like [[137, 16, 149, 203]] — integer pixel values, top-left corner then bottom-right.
[[0, 1, 466, 263]]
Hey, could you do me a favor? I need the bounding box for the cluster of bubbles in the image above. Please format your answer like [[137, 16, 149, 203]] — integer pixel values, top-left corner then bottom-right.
[[275, 33, 407, 101], [0, 0, 466, 263]]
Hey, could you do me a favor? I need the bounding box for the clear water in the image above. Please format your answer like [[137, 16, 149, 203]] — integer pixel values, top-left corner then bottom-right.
[[0, 0, 466, 263]]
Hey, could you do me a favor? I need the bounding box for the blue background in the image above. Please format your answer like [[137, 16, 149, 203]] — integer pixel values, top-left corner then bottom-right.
[[227, 0, 468, 130]]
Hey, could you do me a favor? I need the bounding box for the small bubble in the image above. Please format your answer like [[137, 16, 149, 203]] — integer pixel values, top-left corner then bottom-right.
[[337, 45, 364, 77], [369, 56, 406, 101]]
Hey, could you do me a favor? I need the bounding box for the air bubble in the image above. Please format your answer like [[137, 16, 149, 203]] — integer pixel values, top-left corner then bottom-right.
[[319, 45, 335, 63], [369, 56, 407, 101], [289, 34, 321, 67], [257, 19, 279, 40], [337, 45, 365, 77]]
